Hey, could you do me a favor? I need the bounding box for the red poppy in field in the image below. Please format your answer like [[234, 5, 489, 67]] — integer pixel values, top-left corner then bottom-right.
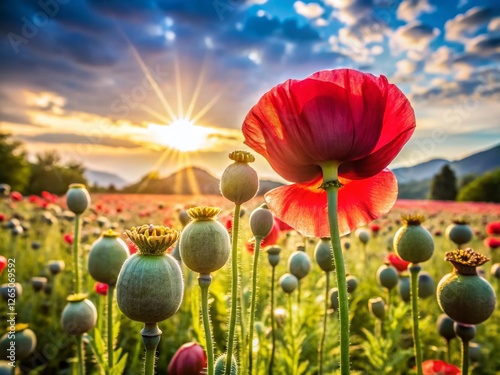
[[386, 252, 410, 273], [486, 222, 500, 235], [94, 282, 108, 296], [275, 217, 294, 232], [168, 342, 207, 375], [0, 256, 7, 273], [422, 360, 460, 375], [127, 241, 138, 255], [63, 234, 74, 245], [484, 237, 500, 250], [0, 214, 6, 223], [243, 69, 415, 237], [10, 191, 23, 202], [261, 219, 280, 247], [370, 224, 381, 233]]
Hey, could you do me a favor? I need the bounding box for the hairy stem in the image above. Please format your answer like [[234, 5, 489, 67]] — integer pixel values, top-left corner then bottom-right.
[[200, 274, 214, 375], [410, 264, 423, 375], [248, 237, 262, 375], [72, 214, 82, 294], [268, 266, 276, 375], [318, 271, 330, 375]]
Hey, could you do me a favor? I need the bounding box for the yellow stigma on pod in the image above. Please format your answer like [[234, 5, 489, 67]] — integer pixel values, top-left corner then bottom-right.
[[187, 206, 221, 221], [229, 150, 255, 163], [125, 225, 179, 255]]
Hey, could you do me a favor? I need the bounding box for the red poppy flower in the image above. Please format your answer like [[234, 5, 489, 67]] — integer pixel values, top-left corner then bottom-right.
[[386, 252, 410, 273], [243, 69, 415, 237], [261, 219, 280, 247], [10, 191, 23, 202], [0, 214, 6, 223], [486, 222, 500, 235], [94, 282, 108, 296], [127, 241, 138, 255], [0, 256, 7, 273], [168, 342, 207, 375], [422, 360, 460, 375], [63, 234, 74, 245], [370, 224, 381, 233], [275, 217, 294, 232], [484, 237, 500, 250]]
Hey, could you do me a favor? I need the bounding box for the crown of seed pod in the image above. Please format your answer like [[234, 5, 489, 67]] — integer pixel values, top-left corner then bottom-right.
[[65, 184, 91, 215], [88, 230, 130, 285], [314, 237, 335, 272], [179, 207, 230, 274], [250, 204, 274, 240], [288, 250, 311, 280], [368, 297, 386, 320], [279, 273, 298, 294], [267, 245, 281, 267], [220, 150, 259, 205], [376, 264, 399, 290], [61, 294, 97, 335], [445, 220, 473, 247], [117, 225, 183, 324], [0, 324, 36, 361], [437, 248, 496, 325], [394, 215, 434, 264]]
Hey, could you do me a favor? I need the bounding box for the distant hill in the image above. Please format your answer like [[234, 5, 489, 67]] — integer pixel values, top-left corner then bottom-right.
[[395, 144, 500, 199], [122, 166, 285, 195], [85, 170, 128, 189]]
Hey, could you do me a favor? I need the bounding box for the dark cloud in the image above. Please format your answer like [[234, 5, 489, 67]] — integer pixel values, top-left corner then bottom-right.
[[467, 34, 500, 56]]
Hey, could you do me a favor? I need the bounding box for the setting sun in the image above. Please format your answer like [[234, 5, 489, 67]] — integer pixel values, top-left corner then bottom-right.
[[150, 119, 211, 152]]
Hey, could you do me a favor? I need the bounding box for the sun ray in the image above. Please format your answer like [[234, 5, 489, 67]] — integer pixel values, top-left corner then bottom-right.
[[185, 58, 208, 121], [139, 104, 171, 124], [174, 54, 184, 120], [190, 90, 225, 124]]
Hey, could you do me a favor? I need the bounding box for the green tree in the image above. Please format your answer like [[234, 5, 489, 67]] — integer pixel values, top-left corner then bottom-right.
[[457, 168, 500, 202], [429, 164, 457, 201], [26, 151, 87, 195], [0, 132, 31, 192], [459, 174, 477, 189]]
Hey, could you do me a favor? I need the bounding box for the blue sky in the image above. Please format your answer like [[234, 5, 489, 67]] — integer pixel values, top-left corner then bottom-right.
[[1, 0, 499, 183]]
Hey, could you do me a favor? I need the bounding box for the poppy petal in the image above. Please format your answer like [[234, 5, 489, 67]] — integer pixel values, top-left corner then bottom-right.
[[264, 169, 397, 237]]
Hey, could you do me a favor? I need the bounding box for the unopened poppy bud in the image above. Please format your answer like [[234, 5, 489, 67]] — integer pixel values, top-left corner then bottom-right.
[[61, 294, 97, 335], [288, 251, 311, 280], [267, 246, 281, 267], [180, 207, 230, 274], [220, 150, 259, 205], [0, 324, 36, 361], [279, 273, 298, 294], [394, 215, 434, 263], [355, 229, 370, 244], [214, 353, 238, 375], [65, 184, 90, 215], [168, 342, 207, 375], [88, 230, 129, 285], [329, 288, 339, 311], [418, 271, 435, 299], [436, 314, 456, 341], [446, 221, 473, 247], [250, 204, 274, 239], [31, 277, 47, 292], [376, 264, 398, 290], [368, 297, 386, 320], [314, 238, 335, 272], [346, 275, 358, 294]]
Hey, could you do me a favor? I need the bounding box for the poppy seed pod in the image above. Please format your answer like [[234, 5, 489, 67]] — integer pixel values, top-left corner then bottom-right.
[[117, 225, 183, 323], [437, 249, 496, 325], [267, 246, 281, 267], [0, 283, 22, 301], [249, 204, 274, 239], [491, 263, 500, 279], [0, 361, 13, 374], [220, 151, 259, 205], [398, 274, 411, 302], [394, 215, 434, 264], [376, 264, 399, 290], [279, 273, 298, 294], [368, 297, 386, 320], [436, 314, 456, 341], [468, 342, 481, 362], [314, 237, 335, 272], [214, 354, 238, 375], [329, 288, 339, 311], [88, 230, 129, 285], [454, 322, 476, 342], [446, 221, 473, 247], [179, 207, 230, 274], [418, 271, 435, 299], [65, 184, 90, 215], [31, 277, 47, 292], [61, 294, 97, 335], [355, 229, 370, 244], [0, 324, 36, 361], [178, 210, 191, 228], [47, 260, 65, 275], [346, 275, 358, 294], [288, 251, 311, 280]]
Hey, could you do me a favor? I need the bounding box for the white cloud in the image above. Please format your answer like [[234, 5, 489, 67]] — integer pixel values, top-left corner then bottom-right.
[[294, 1, 324, 19], [489, 17, 500, 32], [396, 59, 419, 75], [397, 0, 435, 22], [466, 34, 500, 56], [391, 22, 440, 55], [445, 6, 495, 42], [424, 46, 454, 74], [327, 0, 373, 25]]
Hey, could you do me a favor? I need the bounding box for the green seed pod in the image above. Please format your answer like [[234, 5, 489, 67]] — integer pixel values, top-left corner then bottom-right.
[[47, 260, 65, 275], [346, 275, 358, 294], [220, 151, 259, 205], [288, 251, 311, 280], [453, 322, 476, 342], [376, 264, 399, 290], [214, 354, 238, 375], [394, 215, 434, 263], [418, 271, 435, 299], [329, 288, 339, 311], [31, 277, 47, 292], [65, 184, 90, 215], [249, 204, 274, 239], [368, 297, 386, 320], [266, 246, 281, 267], [178, 210, 191, 228], [355, 229, 370, 244], [398, 274, 411, 302], [437, 249, 496, 325], [468, 342, 481, 362], [446, 221, 473, 247], [61, 294, 97, 335], [0, 324, 36, 361], [88, 230, 129, 285], [279, 273, 298, 294], [117, 225, 183, 323], [436, 314, 456, 341], [491, 263, 500, 279], [314, 238, 335, 272], [0, 283, 22, 301], [180, 207, 230, 274], [0, 360, 13, 375]]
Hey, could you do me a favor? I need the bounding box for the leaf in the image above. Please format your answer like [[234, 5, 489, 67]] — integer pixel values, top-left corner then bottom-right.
[[88, 329, 108, 373]]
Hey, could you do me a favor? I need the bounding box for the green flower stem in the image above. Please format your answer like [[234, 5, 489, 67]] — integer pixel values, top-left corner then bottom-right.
[[321, 161, 350, 375], [461, 339, 469, 375], [72, 214, 82, 294], [76, 334, 84, 375], [288, 294, 296, 375], [248, 236, 263, 375], [386, 288, 392, 320], [409, 263, 423, 375], [268, 265, 276, 375], [108, 284, 115, 372], [142, 323, 162, 375], [199, 274, 214, 375], [225, 204, 241, 375], [446, 340, 451, 364], [318, 271, 330, 375]]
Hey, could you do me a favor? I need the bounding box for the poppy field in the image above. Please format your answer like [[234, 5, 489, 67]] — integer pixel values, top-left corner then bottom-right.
[[1, 189, 500, 375]]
